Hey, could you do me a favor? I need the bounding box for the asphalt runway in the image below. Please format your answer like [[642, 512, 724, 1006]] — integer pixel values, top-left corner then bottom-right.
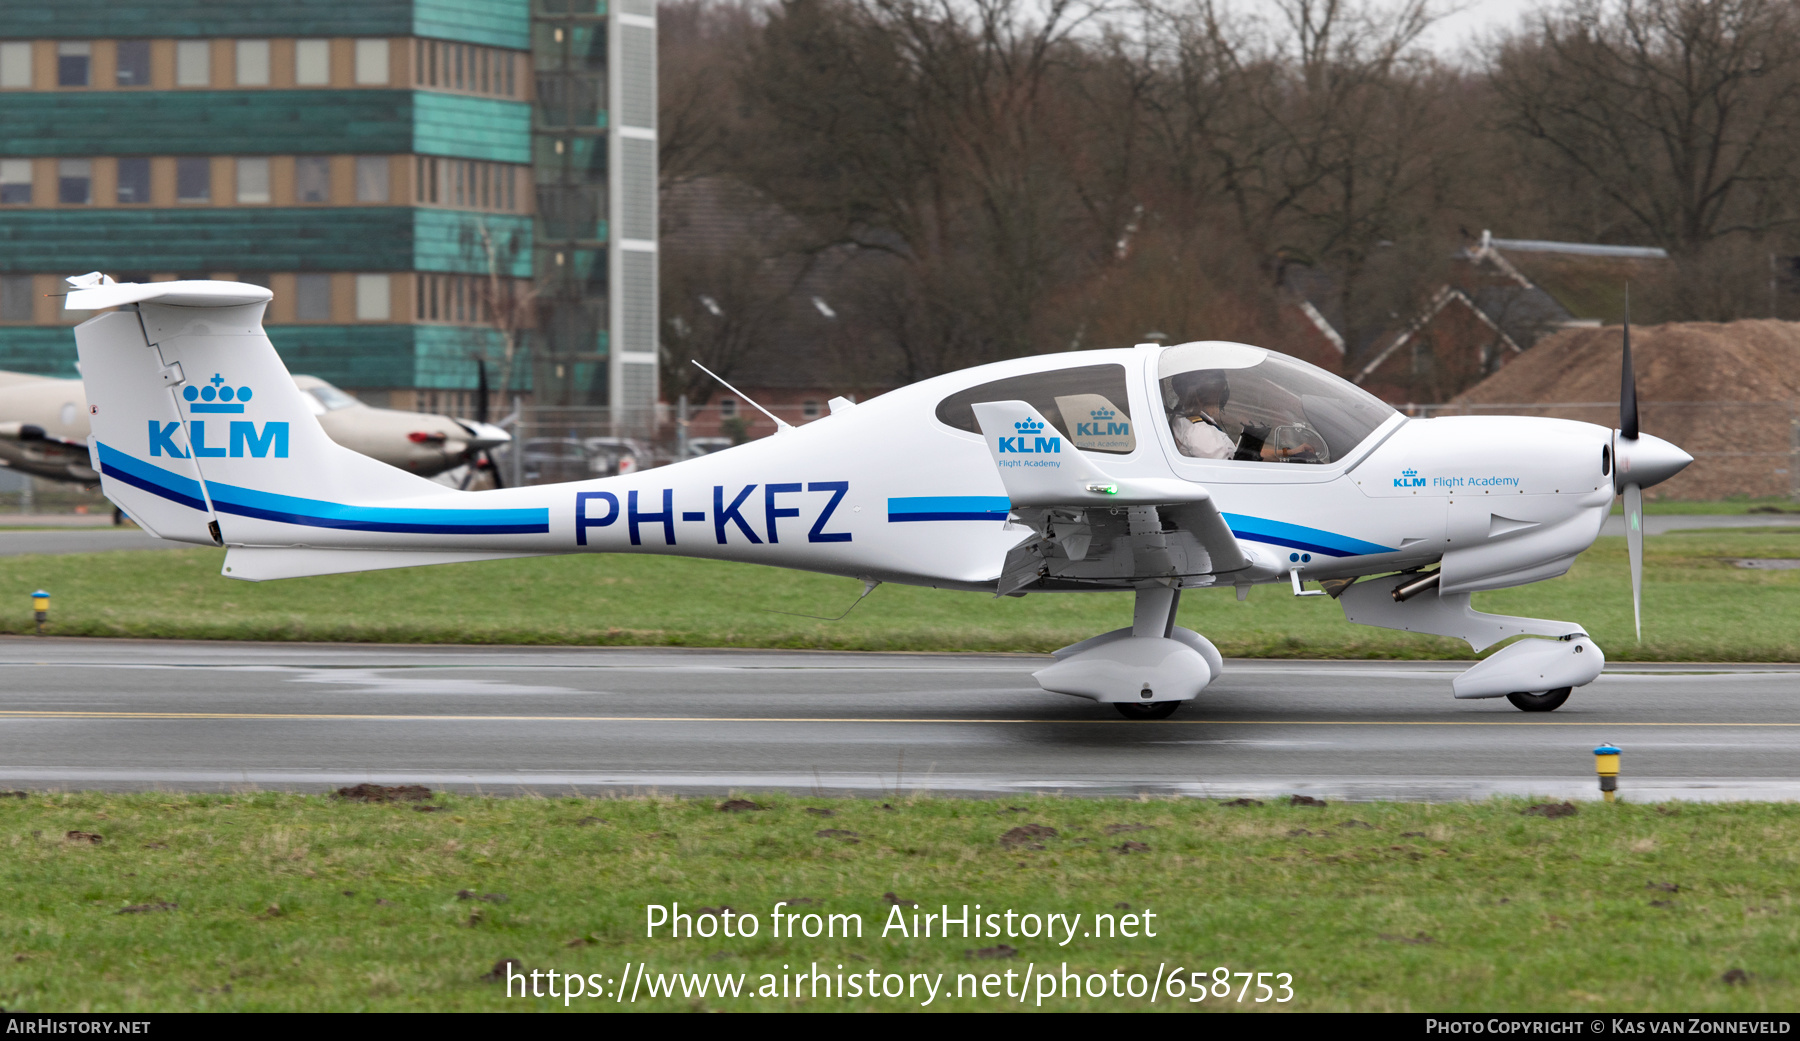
[[0, 638, 1795, 802], [0, 529, 178, 555]]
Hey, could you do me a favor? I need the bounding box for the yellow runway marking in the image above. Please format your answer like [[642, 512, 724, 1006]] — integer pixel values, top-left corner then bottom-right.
[[0, 710, 1795, 726]]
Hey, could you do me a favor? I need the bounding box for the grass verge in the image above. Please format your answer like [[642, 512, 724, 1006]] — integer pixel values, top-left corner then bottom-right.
[[2, 792, 1795, 1011], [0, 529, 1794, 659]]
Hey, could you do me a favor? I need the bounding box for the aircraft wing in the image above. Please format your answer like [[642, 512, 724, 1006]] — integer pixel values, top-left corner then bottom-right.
[[0, 422, 98, 482], [970, 400, 1249, 593], [0, 422, 87, 450]]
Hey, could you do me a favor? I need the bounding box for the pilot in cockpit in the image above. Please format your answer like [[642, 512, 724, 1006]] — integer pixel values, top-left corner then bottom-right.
[[1167, 368, 1321, 462]]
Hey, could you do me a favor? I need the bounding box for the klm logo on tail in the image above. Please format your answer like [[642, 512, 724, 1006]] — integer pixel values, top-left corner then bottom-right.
[[152, 373, 288, 458], [997, 418, 1061, 455]]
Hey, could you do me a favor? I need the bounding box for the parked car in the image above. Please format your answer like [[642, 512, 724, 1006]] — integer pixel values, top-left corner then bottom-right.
[[683, 437, 734, 459], [582, 437, 650, 476], [520, 437, 590, 484]]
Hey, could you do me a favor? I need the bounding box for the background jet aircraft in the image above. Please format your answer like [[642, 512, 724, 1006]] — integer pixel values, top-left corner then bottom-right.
[[0, 370, 508, 492]]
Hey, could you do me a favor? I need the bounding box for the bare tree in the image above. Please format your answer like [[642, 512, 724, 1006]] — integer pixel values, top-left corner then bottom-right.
[[735, 0, 1109, 377], [462, 218, 538, 408], [1491, 0, 1800, 316]]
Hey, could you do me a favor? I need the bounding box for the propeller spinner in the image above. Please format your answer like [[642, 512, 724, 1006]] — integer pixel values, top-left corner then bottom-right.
[[1612, 293, 1695, 640]]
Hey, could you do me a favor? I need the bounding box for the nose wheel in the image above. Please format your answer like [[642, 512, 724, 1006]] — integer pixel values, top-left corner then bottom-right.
[[1115, 701, 1181, 720], [1506, 687, 1572, 712]]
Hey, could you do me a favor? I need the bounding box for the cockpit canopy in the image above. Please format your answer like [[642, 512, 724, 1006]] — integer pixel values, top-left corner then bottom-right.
[[1158, 342, 1394, 464]]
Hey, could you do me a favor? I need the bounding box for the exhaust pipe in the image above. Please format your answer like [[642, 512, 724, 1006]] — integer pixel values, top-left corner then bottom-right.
[[1391, 571, 1441, 603]]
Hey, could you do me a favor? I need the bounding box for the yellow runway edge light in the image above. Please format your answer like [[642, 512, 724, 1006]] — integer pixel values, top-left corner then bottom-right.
[[1594, 742, 1621, 803]]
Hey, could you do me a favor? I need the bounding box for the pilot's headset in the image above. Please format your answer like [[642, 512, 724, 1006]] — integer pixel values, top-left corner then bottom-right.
[[1168, 369, 1230, 415]]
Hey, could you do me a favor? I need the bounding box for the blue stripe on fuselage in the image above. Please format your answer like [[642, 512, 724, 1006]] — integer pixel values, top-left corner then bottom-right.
[[96, 442, 208, 511], [95, 442, 549, 535], [1222, 512, 1393, 558], [888, 495, 1010, 522]]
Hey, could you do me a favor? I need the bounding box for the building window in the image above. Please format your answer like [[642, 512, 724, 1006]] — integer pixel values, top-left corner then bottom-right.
[[57, 160, 92, 205], [296, 157, 330, 203], [176, 40, 210, 87], [720, 398, 738, 419], [0, 42, 30, 89], [354, 40, 388, 85], [0, 276, 32, 321], [295, 274, 332, 320], [236, 157, 270, 204], [115, 41, 151, 86], [236, 40, 270, 86], [295, 39, 330, 85], [354, 157, 389, 203], [175, 157, 210, 203], [416, 40, 517, 97], [0, 160, 29, 205], [355, 274, 390, 320], [57, 42, 91, 87], [116, 157, 151, 203], [802, 400, 822, 420]]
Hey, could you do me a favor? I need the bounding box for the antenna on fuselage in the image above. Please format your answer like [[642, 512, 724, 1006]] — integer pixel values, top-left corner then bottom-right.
[[691, 360, 794, 433]]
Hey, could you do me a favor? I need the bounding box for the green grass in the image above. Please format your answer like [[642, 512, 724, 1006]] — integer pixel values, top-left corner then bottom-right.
[[1620, 497, 1800, 516], [0, 529, 1795, 659], [3, 792, 1797, 1011]]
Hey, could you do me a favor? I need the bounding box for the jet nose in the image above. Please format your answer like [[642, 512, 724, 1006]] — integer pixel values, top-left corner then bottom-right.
[[1615, 431, 1693, 491]]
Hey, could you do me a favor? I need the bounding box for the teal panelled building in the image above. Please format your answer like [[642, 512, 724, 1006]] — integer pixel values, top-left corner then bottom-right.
[[0, 0, 657, 416]]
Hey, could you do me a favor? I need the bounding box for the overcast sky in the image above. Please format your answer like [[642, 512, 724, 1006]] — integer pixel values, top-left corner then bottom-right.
[[1220, 0, 1551, 62]]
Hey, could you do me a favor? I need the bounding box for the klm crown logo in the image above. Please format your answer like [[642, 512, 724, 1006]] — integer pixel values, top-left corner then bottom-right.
[[183, 373, 254, 414], [1394, 467, 1426, 488], [1076, 406, 1129, 439], [152, 373, 287, 460], [997, 415, 1060, 456]]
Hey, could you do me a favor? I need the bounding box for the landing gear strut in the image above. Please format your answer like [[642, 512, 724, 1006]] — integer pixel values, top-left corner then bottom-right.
[[1506, 687, 1572, 712]]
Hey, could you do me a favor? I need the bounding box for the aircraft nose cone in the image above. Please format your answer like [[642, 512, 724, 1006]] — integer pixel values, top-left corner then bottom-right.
[[1616, 431, 1693, 491]]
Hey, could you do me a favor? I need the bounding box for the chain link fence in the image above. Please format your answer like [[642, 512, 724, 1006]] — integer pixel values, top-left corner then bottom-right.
[[488, 399, 825, 485]]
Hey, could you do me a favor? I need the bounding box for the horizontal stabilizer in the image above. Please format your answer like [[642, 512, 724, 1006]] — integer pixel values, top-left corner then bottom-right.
[[66, 279, 271, 311], [222, 546, 548, 581]]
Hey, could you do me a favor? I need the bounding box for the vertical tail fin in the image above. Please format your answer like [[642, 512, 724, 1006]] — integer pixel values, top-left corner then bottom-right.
[[72, 280, 474, 547]]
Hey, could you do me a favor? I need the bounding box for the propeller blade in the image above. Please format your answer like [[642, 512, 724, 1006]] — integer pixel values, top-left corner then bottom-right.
[[487, 449, 505, 490], [1624, 481, 1644, 642], [474, 357, 491, 426], [1620, 287, 1639, 440]]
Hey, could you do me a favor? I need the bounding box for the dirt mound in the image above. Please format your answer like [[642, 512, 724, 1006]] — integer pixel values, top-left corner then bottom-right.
[[1460, 320, 1800, 405], [1454, 320, 1800, 499]]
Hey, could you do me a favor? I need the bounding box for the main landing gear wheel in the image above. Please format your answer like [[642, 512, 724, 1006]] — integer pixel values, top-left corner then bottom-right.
[[1115, 701, 1181, 720], [1506, 687, 1572, 713]]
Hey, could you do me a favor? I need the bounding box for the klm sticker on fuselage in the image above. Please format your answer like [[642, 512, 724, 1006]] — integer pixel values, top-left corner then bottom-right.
[[996, 418, 1060, 455], [1394, 468, 1426, 488], [575, 482, 854, 548], [154, 373, 288, 458]]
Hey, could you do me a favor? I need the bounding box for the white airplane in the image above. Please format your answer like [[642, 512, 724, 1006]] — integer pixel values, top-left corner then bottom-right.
[[67, 276, 1692, 718]]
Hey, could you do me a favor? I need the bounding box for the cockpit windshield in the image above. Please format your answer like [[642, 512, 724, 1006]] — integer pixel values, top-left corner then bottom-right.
[[1158, 342, 1395, 465], [307, 383, 360, 412]]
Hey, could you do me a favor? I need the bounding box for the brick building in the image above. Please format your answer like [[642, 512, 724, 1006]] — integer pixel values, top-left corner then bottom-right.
[[0, 0, 656, 420]]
